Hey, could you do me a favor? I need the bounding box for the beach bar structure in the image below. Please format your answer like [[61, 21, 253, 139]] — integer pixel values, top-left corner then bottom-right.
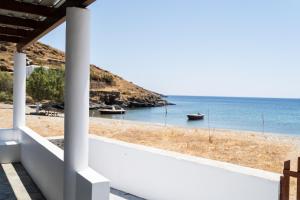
[[0, 1, 282, 200]]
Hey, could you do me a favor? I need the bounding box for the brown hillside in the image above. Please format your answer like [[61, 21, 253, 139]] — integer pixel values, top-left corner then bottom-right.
[[0, 42, 166, 107]]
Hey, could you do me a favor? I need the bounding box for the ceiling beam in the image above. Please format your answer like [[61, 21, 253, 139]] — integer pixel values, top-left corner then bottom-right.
[[0, 0, 55, 17], [0, 35, 22, 43], [0, 15, 44, 29], [17, 0, 96, 51], [0, 27, 32, 37]]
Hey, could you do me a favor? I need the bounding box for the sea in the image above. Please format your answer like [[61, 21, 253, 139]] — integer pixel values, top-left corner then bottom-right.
[[91, 96, 300, 136]]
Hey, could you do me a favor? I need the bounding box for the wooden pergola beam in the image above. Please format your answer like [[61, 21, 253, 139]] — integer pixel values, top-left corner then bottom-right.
[[0, 27, 31, 37], [0, 35, 22, 43], [17, 0, 95, 51], [0, 0, 55, 17], [0, 0, 95, 49], [0, 15, 43, 29]]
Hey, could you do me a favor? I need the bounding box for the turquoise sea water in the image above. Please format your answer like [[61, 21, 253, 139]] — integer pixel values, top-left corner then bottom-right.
[[92, 96, 300, 135]]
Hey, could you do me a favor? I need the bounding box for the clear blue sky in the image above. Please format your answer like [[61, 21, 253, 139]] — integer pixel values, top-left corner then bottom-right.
[[40, 0, 300, 98]]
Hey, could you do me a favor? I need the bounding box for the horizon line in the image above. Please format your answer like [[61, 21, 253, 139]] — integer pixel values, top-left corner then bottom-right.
[[164, 94, 300, 100]]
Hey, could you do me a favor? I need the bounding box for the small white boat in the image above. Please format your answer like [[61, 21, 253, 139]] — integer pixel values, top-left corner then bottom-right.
[[187, 113, 205, 120], [98, 105, 126, 114]]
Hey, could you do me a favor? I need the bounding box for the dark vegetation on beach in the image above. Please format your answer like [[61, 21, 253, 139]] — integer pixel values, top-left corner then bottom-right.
[[0, 42, 169, 108], [0, 72, 13, 102], [27, 68, 64, 103]]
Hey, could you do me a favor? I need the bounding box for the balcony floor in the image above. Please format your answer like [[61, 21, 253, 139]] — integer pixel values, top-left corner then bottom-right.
[[1, 162, 144, 200], [0, 163, 45, 200]]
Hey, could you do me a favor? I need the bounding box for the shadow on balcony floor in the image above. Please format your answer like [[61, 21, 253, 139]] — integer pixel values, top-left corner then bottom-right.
[[0, 163, 45, 200], [110, 188, 146, 200]]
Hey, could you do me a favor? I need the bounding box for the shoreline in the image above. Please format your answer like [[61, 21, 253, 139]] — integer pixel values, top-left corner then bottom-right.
[[98, 108, 300, 137], [93, 116, 300, 140]]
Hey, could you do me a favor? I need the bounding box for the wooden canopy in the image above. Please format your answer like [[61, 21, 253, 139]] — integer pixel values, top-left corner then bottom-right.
[[0, 0, 95, 51]]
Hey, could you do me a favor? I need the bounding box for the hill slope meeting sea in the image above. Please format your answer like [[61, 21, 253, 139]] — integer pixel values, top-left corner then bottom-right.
[[0, 41, 168, 108]]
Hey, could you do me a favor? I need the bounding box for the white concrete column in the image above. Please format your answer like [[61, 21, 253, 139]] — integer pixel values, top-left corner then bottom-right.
[[13, 52, 26, 129], [64, 7, 90, 200]]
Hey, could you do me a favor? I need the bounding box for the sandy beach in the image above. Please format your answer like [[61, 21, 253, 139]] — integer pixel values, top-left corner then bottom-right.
[[1, 103, 299, 174]]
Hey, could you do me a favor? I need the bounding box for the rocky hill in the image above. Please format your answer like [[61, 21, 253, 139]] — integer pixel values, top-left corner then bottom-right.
[[0, 42, 167, 108]]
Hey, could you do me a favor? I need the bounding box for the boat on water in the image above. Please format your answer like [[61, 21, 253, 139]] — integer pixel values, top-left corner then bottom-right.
[[187, 113, 205, 120], [98, 105, 126, 114]]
